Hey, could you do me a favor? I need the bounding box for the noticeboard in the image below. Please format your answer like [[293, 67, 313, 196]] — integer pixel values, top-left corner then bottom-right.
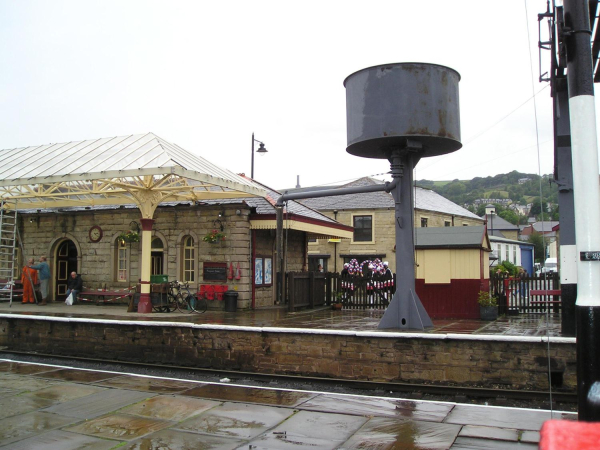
[[203, 262, 227, 281]]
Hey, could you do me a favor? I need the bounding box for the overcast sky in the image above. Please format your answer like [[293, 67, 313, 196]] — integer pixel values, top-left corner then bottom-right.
[[0, 0, 589, 190]]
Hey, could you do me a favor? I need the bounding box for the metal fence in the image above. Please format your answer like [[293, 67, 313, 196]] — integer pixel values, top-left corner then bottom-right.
[[490, 272, 560, 314]]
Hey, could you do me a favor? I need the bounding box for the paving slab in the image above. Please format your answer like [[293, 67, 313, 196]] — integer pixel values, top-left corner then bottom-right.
[[0, 395, 56, 420], [175, 401, 294, 440], [124, 428, 245, 449], [95, 374, 200, 393], [0, 411, 78, 447], [23, 383, 106, 403], [459, 424, 520, 441], [120, 395, 221, 421], [181, 384, 315, 407], [451, 436, 538, 449], [3, 429, 119, 449], [64, 413, 172, 441], [245, 410, 368, 449], [301, 394, 454, 422], [520, 430, 541, 444], [0, 374, 62, 392], [444, 404, 575, 431], [341, 416, 462, 449], [42, 388, 154, 419]]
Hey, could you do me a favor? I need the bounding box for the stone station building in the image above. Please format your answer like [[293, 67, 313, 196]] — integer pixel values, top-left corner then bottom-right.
[[0, 133, 351, 310]]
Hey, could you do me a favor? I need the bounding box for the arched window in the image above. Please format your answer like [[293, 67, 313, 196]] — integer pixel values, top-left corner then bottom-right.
[[182, 236, 195, 282], [117, 239, 128, 282]]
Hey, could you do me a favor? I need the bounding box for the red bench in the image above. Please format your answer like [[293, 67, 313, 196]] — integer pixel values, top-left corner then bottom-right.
[[530, 289, 562, 305]]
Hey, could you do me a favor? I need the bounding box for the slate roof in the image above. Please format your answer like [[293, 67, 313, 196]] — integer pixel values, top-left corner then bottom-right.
[[415, 225, 489, 249], [294, 177, 482, 221], [483, 214, 519, 230]]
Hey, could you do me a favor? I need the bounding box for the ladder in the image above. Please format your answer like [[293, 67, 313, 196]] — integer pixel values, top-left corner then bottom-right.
[[0, 200, 18, 306]]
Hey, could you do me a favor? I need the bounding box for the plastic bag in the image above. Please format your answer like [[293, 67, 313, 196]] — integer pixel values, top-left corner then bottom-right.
[[65, 292, 74, 306]]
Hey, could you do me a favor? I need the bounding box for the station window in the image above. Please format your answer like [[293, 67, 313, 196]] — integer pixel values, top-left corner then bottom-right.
[[182, 236, 195, 282], [117, 240, 127, 282], [421, 217, 428, 227], [353, 215, 373, 242], [444, 220, 451, 227]]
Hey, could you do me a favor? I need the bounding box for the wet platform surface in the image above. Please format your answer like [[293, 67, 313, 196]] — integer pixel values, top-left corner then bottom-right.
[[0, 302, 565, 336], [0, 359, 575, 449]]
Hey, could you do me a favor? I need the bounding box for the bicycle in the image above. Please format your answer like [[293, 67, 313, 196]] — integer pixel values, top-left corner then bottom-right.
[[166, 280, 207, 314]]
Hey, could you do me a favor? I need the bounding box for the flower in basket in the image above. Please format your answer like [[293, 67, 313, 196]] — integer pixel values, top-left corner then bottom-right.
[[117, 230, 140, 244], [203, 229, 226, 243]]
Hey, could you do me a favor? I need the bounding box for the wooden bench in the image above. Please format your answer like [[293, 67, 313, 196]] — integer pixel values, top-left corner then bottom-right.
[[78, 289, 134, 305], [530, 289, 562, 305], [0, 280, 23, 302]]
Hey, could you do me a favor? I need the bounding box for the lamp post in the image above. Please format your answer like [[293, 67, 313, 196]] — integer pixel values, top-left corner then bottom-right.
[[251, 133, 268, 179]]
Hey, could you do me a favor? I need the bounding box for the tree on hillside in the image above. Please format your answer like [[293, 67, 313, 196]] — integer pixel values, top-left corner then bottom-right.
[[528, 231, 547, 263]]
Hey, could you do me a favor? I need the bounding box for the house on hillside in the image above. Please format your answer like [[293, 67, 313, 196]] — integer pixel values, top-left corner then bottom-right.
[[0, 133, 352, 309], [489, 235, 535, 276], [294, 177, 485, 273], [520, 221, 559, 259]]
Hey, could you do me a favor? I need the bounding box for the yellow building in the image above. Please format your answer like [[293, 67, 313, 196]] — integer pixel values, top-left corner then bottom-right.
[[297, 177, 485, 273]]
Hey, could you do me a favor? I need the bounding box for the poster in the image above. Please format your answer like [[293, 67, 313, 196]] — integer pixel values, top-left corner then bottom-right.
[[254, 258, 263, 285]]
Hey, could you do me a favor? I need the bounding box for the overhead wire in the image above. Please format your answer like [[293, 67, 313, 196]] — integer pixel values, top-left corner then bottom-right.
[[524, 0, 554, 418]]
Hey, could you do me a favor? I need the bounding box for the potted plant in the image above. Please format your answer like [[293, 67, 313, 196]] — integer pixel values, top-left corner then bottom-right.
[[117, 230, 140, 244], [202, 229, 226, 243], [332, 291, 344, 310], [478, 290, 498, 321]]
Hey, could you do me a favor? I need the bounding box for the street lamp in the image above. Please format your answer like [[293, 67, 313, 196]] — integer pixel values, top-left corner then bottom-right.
[[251, 132, 268, 179]]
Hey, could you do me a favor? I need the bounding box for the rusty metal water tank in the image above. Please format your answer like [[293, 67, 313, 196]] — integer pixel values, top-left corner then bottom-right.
[[344, 63, 462, 159]]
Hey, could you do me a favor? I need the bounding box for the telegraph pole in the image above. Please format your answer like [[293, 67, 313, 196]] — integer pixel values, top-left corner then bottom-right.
[[562, 0, 600, 421]]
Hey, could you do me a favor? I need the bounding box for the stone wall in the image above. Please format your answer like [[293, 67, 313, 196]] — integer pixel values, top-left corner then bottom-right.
[[0, 317, 576, 392]]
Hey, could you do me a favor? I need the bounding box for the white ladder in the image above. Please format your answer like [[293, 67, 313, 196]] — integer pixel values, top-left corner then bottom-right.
[[0, 200, 18, 306]]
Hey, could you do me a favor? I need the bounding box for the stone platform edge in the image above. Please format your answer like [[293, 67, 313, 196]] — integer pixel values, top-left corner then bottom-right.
[[0, 313, 576, 344]]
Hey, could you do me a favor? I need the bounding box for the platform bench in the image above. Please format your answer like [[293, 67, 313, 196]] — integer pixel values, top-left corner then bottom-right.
[[530, 289, 562, 305]]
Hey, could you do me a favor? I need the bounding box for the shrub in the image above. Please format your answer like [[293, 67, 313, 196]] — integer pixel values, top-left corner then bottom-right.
[[478, 291, 498, 307]]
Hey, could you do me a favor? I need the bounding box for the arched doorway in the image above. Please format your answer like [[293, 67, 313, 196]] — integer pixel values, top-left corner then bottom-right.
[[55, 239, 78, 299], [151, 237, 164, 275]]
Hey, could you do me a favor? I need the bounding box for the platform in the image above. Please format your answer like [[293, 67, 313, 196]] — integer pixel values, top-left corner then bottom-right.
[[0, 301, 564, 336], [0, 302, 575, 394], [0, 358, 576, 448]]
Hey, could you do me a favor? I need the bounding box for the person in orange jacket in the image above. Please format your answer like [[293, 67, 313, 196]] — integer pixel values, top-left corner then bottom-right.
[[21, 258, 39, 304]]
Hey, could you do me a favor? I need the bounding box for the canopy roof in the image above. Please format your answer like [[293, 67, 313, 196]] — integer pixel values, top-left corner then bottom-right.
[[0, 132, 266, 217]]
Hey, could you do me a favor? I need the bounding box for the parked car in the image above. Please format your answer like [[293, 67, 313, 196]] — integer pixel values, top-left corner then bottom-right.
[[542, 257, 557, 273]]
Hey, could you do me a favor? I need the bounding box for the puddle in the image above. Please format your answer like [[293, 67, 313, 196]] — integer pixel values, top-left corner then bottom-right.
[[0, 395, 56, 420], [32, 368, 118, 383], [123, 428, 244, 449], [65, 413, 171, 441], [181, 384, 313, 406], [95, 375, 198, 393], [0, 411, 77, 446], [120, 395, 220, 421], [342, 416, 461, 449], [176, 402, 294, 440], [25, 383, 105, 402]]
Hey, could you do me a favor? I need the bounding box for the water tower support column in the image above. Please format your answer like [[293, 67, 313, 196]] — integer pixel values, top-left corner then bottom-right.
[[378, 146, 433, 330]]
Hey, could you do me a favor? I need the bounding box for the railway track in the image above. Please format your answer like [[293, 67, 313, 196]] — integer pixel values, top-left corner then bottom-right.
[[0, 350, 577, 412]]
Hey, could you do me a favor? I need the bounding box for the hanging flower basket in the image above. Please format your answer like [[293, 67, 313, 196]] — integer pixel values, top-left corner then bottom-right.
[[203, 229, 226, 243], [117, 230, 140, 243]]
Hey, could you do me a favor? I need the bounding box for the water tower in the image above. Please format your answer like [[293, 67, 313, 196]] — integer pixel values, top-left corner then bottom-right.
[[344, 62, 462, 329]]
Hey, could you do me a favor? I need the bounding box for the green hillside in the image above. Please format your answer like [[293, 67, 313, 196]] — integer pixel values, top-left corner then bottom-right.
[[416, 171, 559, 224]]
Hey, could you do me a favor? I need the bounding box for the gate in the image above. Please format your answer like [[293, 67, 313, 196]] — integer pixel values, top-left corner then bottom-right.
[[490, 272, 560, 314], [286, 271, 396, 311]]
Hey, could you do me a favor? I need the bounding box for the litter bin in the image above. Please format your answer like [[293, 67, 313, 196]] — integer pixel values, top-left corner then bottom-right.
[[223, 290, 238, 312]]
